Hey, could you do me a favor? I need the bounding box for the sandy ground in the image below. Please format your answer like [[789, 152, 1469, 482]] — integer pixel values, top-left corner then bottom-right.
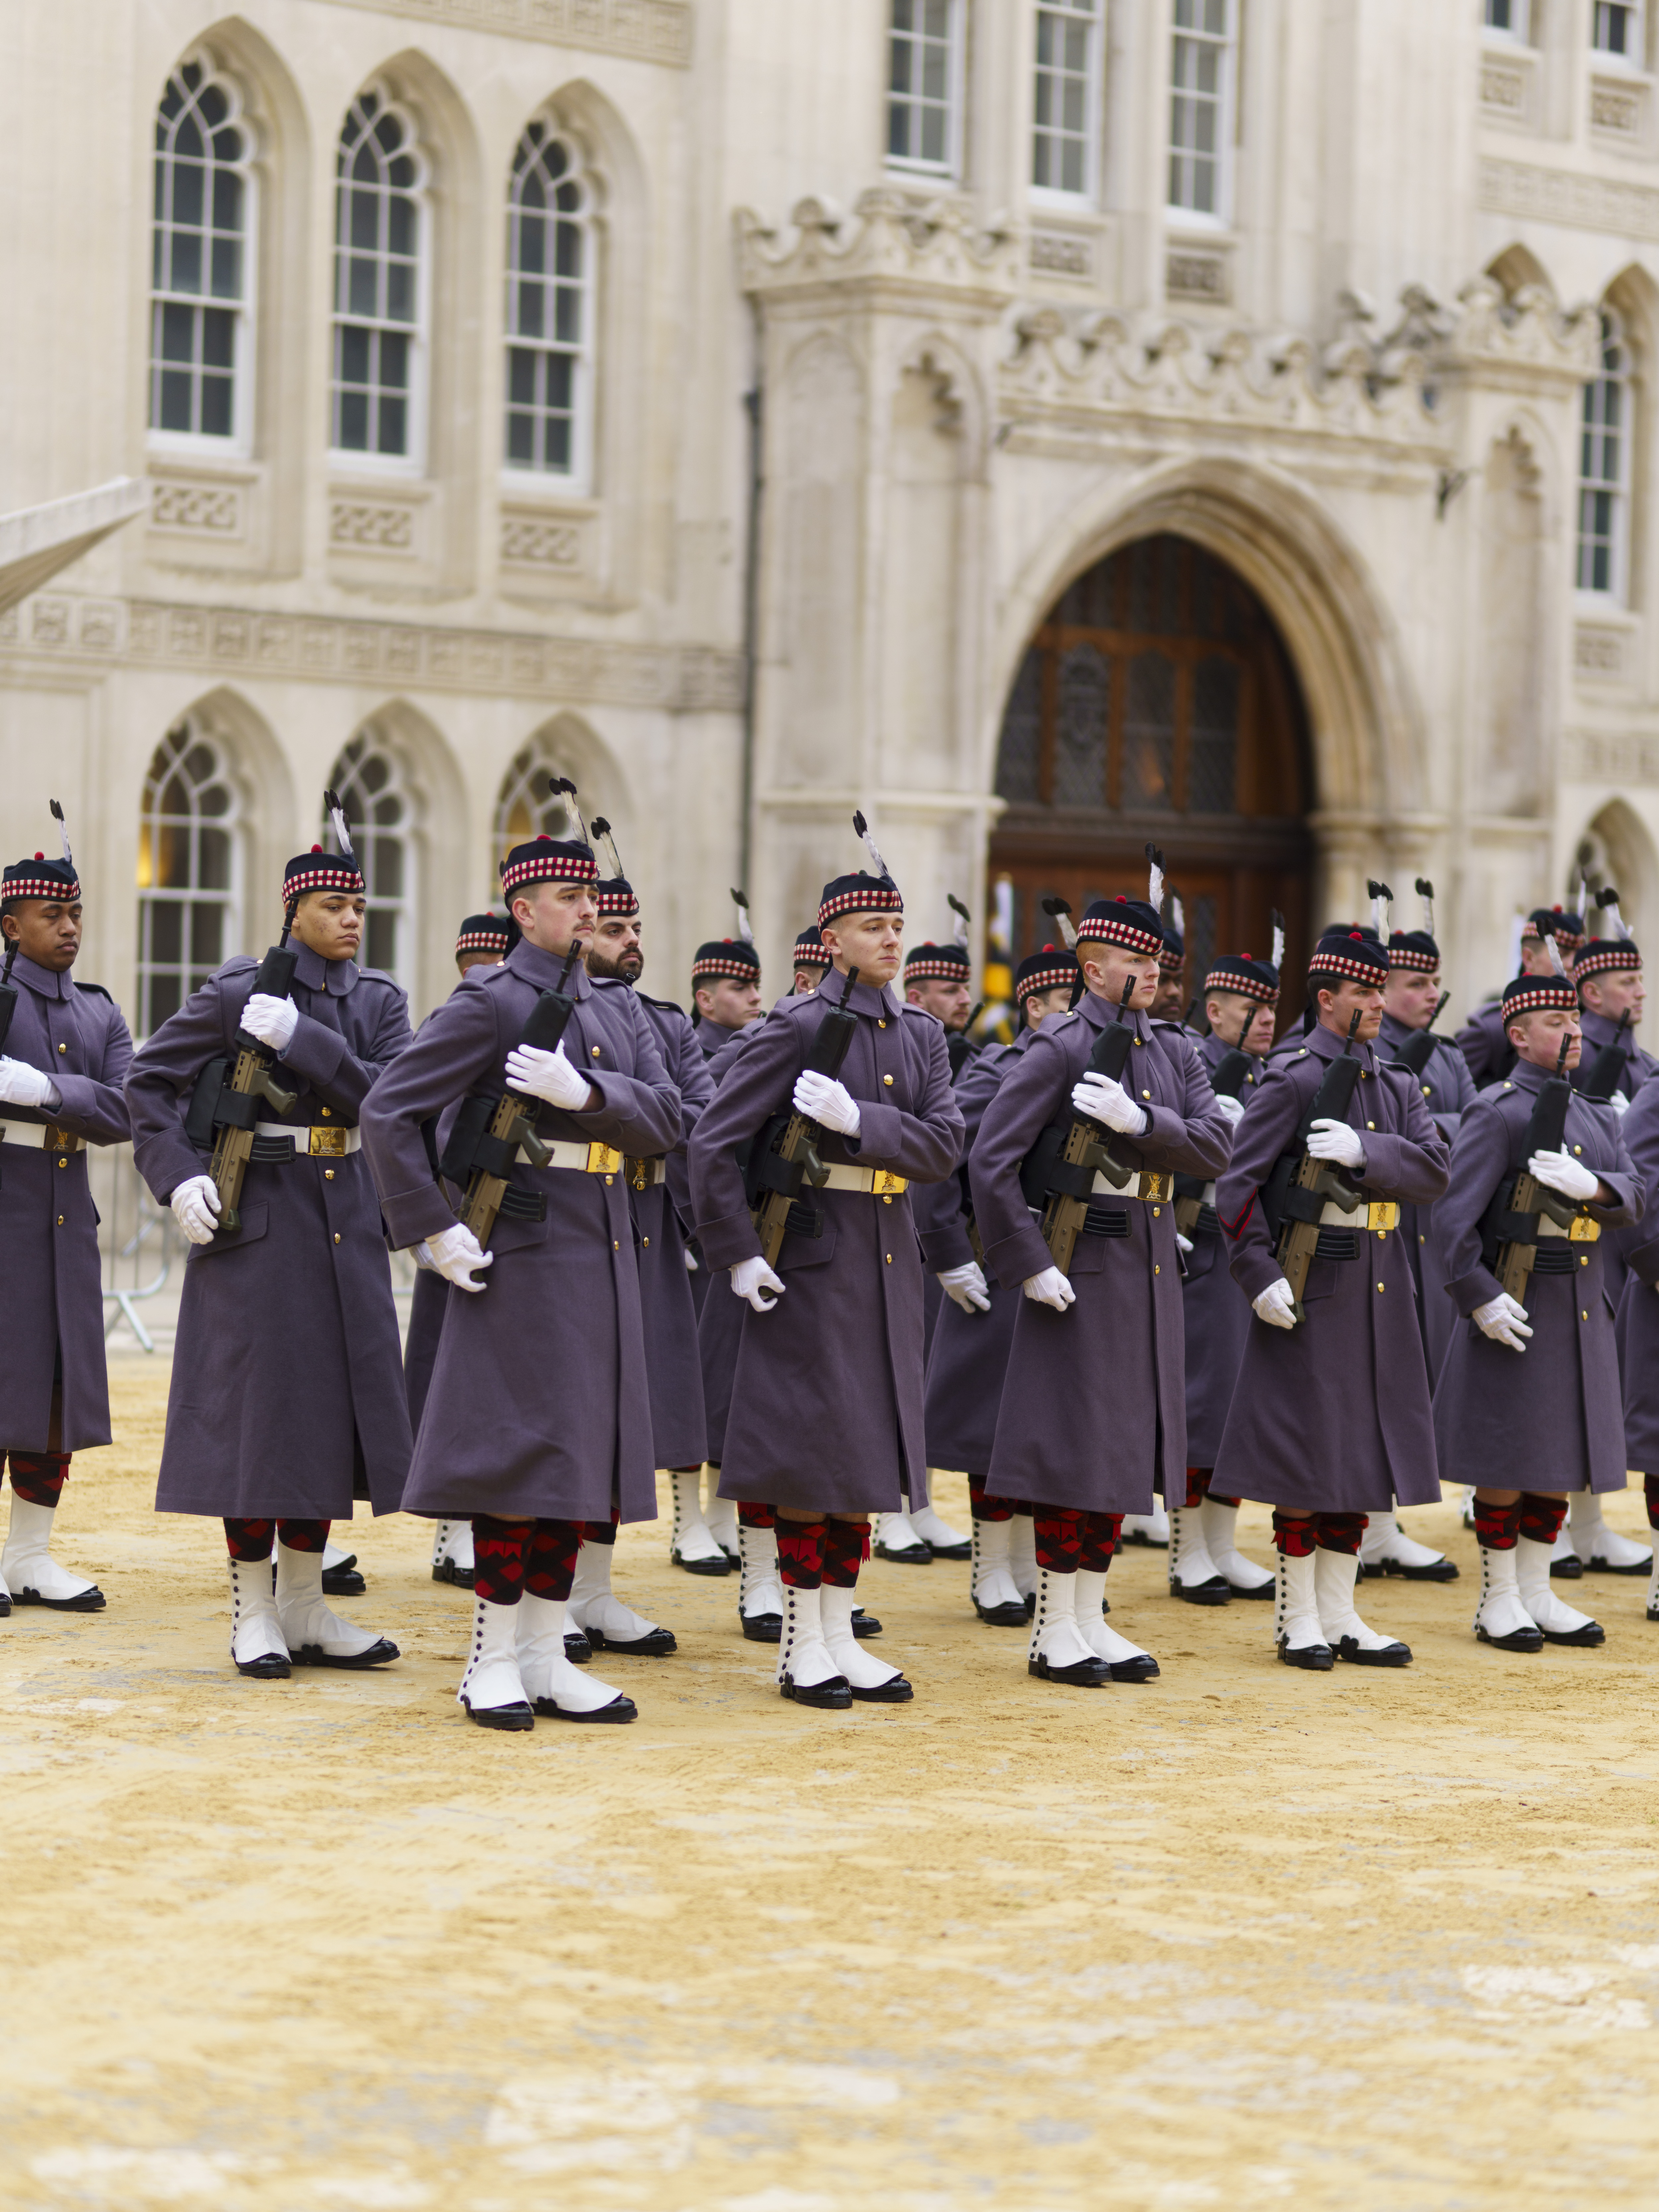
[[7, 1361, 1659, 2212]]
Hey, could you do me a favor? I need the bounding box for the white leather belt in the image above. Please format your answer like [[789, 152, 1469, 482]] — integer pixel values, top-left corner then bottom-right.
[[626, 1156, 668, 1190], [254, 1120, 361, 1157], [1090, 1169, 1174, 1203], [1535, 1212, 1600, 1243], [535, 1140, 624, 1176], [818, 1164, 909, 1196], [1319, 1198, 1399, 1232], [1199, 1180, 1216, 1207], [0, 1121, 80, 1153]]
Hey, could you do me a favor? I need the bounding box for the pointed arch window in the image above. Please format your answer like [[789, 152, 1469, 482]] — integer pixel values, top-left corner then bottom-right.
[[494, 746, 581, 879], [136, 722, 243, 1035], [322, 733, 416, 984], [504, 123, 593, 484], [1577, 308, 1631, 599], [149, 58, 253, 446], [332, 87, 428, 463]]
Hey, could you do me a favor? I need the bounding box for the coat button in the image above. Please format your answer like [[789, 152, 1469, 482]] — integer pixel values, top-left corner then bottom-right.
[[1580, 1255, 1588, 1266], [604, 1174, 614, 1185], [1583, 1309, 1590, 1320], [56, 1214, 64, 1226], [1377, 1281, 1384, 1291], [883, 1074, 894, 1086], [333, 1232, 341, 1244], [1142, 1089, 1151, 1100], [325, 1168, 335, 1181], [57, 1156, 66, 1168], [1153, 1263, 1160, 1275], [879, 1019, 887, 1028], [1573, 1144, 1583, 1155], [57, 1041, 67, 1053], [1152, 1205, 1160, 1217], [885, 1253, 892, 1263], [321, 1106, 331, 1117], [882, 1194, 891, 1204], [592, 1046, 602, 1058], [614, 1239, 619, 1250]]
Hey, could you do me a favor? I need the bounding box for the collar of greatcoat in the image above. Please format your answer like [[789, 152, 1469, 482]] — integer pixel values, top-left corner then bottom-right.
[[5, 951, 73, 1000], [1579, 1008, 1634, 1057], [504, 935, 594, 1001], [1074, 989, 1151, 1046], [1501, 1054, 1562, 1096], [1300, 1019, 1381, 1076], [291, 941, 361, 998], [817, 964, 904, 1021]]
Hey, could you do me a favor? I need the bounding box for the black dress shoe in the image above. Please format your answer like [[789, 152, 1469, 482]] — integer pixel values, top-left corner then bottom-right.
[[235, 1651, 291, 1679], [1120, 1527, 1169, 1549], [1169, 1574, 1231, 1606], [1106, 1653, 1160, 1681], [464, 1698, 534, 1731], [1223, 1578, 1276, 1601], [1278, 1639, 1334, 1672], [1028, 1653, 1110, 1686], [874, 1536, 933, 1565], [1540, 1619, 1606, 1647], [12, 1583, 106, 1612], [850, 1673, 913, 1703], [289, 1637, 400, 1670], [741, 1611, 783, 1643], [1477, 1621, 1543, 1653], [974, 1594, 1032, 1626], [431, 1557, 476, 1590], [1334, 1636, 1412, 1667], [1550, 1553, 1585, 1580], [537, 1692, 638, 1723], [322, 1558, 367, 1597], [925, 1539, 973, 1562], [672, 1548, 733, 1577], [1366, 1554, 1459, 1582], [780, 1673, 852, 1709], [564, 1630, 591, 1664], [0, 1590, 12, 1617], [586, 1625, 677, 1657], [851, 1608, 882, 1638], [1582, 1552, 1651, 1577]]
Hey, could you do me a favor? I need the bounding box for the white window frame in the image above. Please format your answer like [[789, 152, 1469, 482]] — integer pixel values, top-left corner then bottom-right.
[[1167, 0, 1236, 228], [1483, 0, 1532, 41], [135, 720, 245, 1038], [501, 121, 595, 496], [1576, 307, 1633, 603], [1031, 0, 1103, 203], [147, 53, 256, 460], [1592, 1, 1646, 64], [885, 0, 965, 179], [329, 84, 430, 478]]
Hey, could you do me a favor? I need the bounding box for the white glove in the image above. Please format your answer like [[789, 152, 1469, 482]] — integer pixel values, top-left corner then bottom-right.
[[1176, 1232, 1194, 1256], [504, 1039, 593, 1111], [1022, 1266, 1076, 1311], [171, 1173, 222, 1246], [793, 1069, 861, 1137], [1071, 1070, 1148, 1136], [1608, 1088, 1631, 1118], [0, 1055, 53, 1110], [416, 1222, 493, 1293], [684, 1246, 699, 1274], [1252, 1278, 1299, 1330], [1306, 1117, 1365, 1169], [411, 1240, 435, 1271], [1473, 1290, 1533, 1353], [938, 1261, 991, 1314], [241, 992, 299, 1052], [731, 1255, 785, 1312], [1527, 1148, 1600, 1203], [1212, 1092, 1247, 1126]]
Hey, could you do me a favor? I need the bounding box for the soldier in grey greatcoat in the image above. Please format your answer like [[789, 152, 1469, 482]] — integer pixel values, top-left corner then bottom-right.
[[1455, 907, 1584, 1091], [1172, 951, 1280, 1606], [971, 887, 1232, 1689], [1212, 928, 1449, 1675], [360, 826, 681, 1732], [920, 942, 1079, 1626], [127, 826, 411, 1682], [1613, 1074, 1659, 1622], [1432, 970, 1642, 1652], [0, 826, 132, 1614], [688, 825, 964, 1710]]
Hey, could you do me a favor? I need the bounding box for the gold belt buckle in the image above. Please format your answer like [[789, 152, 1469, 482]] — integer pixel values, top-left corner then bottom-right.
[[44, 1125, 81, 1154], [870, 1169, 909, 1197], [308, 1126, 349, 1157], [625, 1156, 658, 1190], [587, 1143, 624, 1176], [1143, 1171, 1173, 1202], [1367, 1201, 1400, 1233], [1569, 1214, 1601, 1244]]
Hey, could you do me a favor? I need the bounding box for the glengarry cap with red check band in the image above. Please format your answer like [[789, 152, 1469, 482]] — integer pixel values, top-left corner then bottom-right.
[[1501, 971, 1580, 1018], [793, 926, 831, 972], [817, 811, 903, 930], [3, 797, 80, 904], [455, 913, 517, 958], [1307, 927, 1391, 988], [1014, 944, 1080, 1004], [1573, 887, 1641, 980]]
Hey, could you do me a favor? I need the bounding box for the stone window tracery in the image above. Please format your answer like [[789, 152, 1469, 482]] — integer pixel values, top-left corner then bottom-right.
[[331, 87, 428, 463], [149, 57, 252, 445], [136, 721, 243, 1035], [504, 123, 592, 483]]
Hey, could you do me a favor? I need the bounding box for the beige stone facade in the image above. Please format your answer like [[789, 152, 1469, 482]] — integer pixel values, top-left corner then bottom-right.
[[0, 0, 1655, 1027]]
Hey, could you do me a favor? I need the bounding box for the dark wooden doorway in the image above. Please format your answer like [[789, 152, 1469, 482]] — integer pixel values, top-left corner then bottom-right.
[[990, 533, 1314, 1019]]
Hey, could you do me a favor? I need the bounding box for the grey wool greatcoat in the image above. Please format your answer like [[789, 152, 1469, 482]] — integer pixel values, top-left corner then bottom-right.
[[403, 1267, 446, 1436], [1210, 1023, 1450, 1514], [360, 938, 681, 1525], [624, 984, 713, 1470], [971, 998, 1232, 1513], [1431, 1061, 1641, 1494], [919, 1031, 1034, 1479], [1379, 1012, 1478, 1386], [1615, 1075, 1659, 1474], [688, 966, 965, 1514], [0, 954, 132, 1453], [1180, 1029, 1266, 1470], [693, 1013, 770, 1468], [1574, 1008, 1657, 1105], [126, 946, 415, 1520], [685, 1015, 750, 1326]]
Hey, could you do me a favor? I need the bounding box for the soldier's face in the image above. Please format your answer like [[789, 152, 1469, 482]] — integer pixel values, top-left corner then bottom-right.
[[1151, 965, 1186, 1020], [823, 909, 904, 985], [1508, 1007, 1581, 1071], [906, 976, 971, 1028], [1, 897, 82, 972], [1081, 947, 1160, 1010], [1243, 999, 1278, 1055], [1383, 967, 1441, 1029], [1207, 990, 1273, 1052], [1581, 969, 1645, 1025], [291, 892, 365, 963], [511, 879, 597, 959], [587, 912, 644, 982], [697, 976, 764, 1027], [1316, 979, 1385, 1041], [1022, 984, 1074, 1032]]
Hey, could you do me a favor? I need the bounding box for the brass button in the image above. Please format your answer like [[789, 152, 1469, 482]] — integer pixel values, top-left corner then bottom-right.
[[56, 1214, 64, 1226], [321, 1106, 331, 1117], [1418, 1234, 1426, 1245], [325, 1168, 335, 1181], [1134, 1036, 1144, 1047], [1377, 1282, 1385, 1292], [57, 1042, 67, 1054], [1583, 1309, 1590, 1320], [885, 1253, 892, 1264], [1367, 1121, 1375, 1130], [1580, 1255, 1588, 1266], [1376, 1229, 1385, 1239], [604, 1174, 613, 1185], [879, 1019, 887, 1028], [643, 1235, 650, 1246], [57, 1156, 66, 1168], [614, 1239, 619, 1250], [883, 1074, 894, 1086], [1421, 1084, 1430, 1097], [1152, 1205, 1161, 1217], [882, 1194, 891, 1205], [1573, 1145, 1583, 1156], [1142, 1089, 1151, 1100], [333, 1232, 341, 1244], [591, 1046, 602, 1059], [1153, 1263, 1161, 1275]]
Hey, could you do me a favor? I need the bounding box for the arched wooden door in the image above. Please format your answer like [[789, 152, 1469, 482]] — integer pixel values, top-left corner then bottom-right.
[[990, 533, 1314, 1016]]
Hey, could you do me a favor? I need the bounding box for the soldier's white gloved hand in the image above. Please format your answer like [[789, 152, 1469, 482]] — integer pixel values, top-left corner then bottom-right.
[[1071, 1071, 1147, 1135], [1608, 1088, 1631, 1118], [684, 1246, 699, 1273], [1527, 1147, 1599, 1203], [411, 1239, 436, 1271], [505, 1039, 592, 1110], [417, 1222, 492, 1293], [242, 992, 299, 1052], [1176, 1232, 1195, 1256], [938, 1260, 990, 1314], [1306, 1117, 1365, 1169], [1252, 1277, 1299, 1330], [1212, 1092, 1247, 1126], [793, 1070, 861, 1137], [731, 1254, 785, 1312], [0, 1055, 53, 1109], [1022, 1265, 1076, 1311], [1473, 1291, 1532, 1352], [170, 1174, 222, 1246]]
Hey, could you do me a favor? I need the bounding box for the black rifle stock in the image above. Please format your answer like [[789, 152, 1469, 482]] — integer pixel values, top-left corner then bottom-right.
[[1481, 1036, 1583, 1302], [946, 1003, 983, 1081], [1389, 992, 1452, 1091], [749, 968, 861, 1268], [1173, 1045, 1252, 1235], [451, 954, 584, 1252], [1021, 976, 1139, 1276], [1578, 1008, 1632, 1105], [1265, 1009, 1365, 1320], [207, 943, 301, 1232]]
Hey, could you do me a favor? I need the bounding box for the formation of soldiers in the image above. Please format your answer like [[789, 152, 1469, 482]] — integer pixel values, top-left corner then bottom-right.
[[2, 787, 1655, 1726]]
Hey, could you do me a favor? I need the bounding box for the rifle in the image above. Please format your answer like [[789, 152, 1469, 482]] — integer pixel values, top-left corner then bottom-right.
[[203, 939, 301, 1234], [1262, 1009, 1366, 1321], [1019, 974, 1142, 1276], [747, 968, 862, 1268], [1480, 1034, 1591, 1302], [1173, 1043, 1253, 1235], [1577, 1008, 1631, 1105], [442, 946, 587, 1253], [946, 1002, 983, 1081], [1389, 992, 1451, 1080]]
